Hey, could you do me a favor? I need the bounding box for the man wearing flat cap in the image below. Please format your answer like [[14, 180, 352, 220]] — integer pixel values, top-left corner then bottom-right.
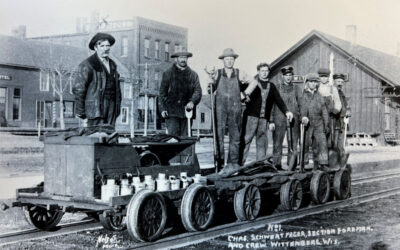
[[317, 68, 342, 148], [73, 32, 121, 128], [269, 65, 302, 170], [207, 48, 255, 175], [333, 73, 350, 158], [300, 73, 330, 170], [159, 49, 202, 136]]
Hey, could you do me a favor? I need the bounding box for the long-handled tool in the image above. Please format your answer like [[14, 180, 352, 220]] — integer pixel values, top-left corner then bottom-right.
[[185, 109, 193, 137], [286, 119, 298, 171], [343, 116, 349, 149], [299, 123, 306, 173], [204, 67, 220, 173]]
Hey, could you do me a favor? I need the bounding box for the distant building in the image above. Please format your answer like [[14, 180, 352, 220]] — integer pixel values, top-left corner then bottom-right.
[[269, 29, 400, 142], [29, 15, 188, 131], [0, 34, 129, 130], [192, 95, 212, 133]]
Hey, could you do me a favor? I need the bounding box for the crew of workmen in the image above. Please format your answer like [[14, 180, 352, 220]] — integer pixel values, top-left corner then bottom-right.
[[73, 33, 350, 177]]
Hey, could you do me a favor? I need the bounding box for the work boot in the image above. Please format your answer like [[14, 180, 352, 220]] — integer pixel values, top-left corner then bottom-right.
[[319, 164, 331, 172], [218, 163, 240, 178]]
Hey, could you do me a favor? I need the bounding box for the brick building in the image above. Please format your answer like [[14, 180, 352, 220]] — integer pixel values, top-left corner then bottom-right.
[[29, 15, 188, 132]]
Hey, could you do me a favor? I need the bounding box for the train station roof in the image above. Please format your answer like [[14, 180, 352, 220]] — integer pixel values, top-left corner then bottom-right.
[[271, 30, 400, 87]]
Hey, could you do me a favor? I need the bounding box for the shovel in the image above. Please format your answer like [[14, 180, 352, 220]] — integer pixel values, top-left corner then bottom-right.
[[204, 67, 220, 173], [328, 118, 341, 169], [185, 109, 193, 137], [299, 123, 306, 173], [286, 119, 298, 171]]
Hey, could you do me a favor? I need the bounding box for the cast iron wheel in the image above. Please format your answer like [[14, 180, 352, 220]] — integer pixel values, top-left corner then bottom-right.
[[24, 205, 63, 230], [280, 179, 303, 211], [139, 151, 161, 167], [234, 184, 261, 221], [334, 168, 351, 200], [126, 190, 167, 242], [181, 183, 215, 232], [310, 171, 331, 204], [99, 212, 126, 231]]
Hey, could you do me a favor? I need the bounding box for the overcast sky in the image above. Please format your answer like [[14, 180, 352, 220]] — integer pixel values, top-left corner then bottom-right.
[[1, 0, 400, 84]]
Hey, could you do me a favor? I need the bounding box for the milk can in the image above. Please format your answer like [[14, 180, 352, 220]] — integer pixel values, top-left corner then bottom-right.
[[120, 179, 133, 195], [132, 176, 145, 193], [156, 173, 170, 191], [145, 175, 156, 191], [180, 172, 189, 188], [169, 175, 180, 190], [101, 179, 119, 202]]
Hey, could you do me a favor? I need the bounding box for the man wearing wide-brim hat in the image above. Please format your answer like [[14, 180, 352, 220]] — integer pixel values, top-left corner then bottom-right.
[[207, 48, 255, 176], [73, 32, 121, 128], [159, 49, 202, 136], [299, 73, 330, 171]]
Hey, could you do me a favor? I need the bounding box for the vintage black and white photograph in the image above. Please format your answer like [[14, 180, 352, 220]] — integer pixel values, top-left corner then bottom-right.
[[1, 0, 400, 249]]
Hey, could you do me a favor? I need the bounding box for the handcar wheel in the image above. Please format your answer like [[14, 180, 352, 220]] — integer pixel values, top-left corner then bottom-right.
[[280, 179, 303, 211], [181, 183, 215, 232], [24, 205, 63, 230], [234, 184, 261, 221], [99, 212, 126, 231], [310, 171, 331, 204], [334, 168, 351, 200], [126, 190, 167, 242], [139, 151, 161, 167]]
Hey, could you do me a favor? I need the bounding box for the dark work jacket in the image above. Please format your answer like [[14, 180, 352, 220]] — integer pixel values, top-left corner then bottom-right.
[[159, 64, 202, 119], [271, 82, 302, 124], [244, 76, 288, 121], [73, 54, 121, 119], [300, 89, 329, 130]]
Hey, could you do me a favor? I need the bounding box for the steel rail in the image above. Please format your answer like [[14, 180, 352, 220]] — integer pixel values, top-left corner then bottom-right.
[[0, 219, 100, 246]]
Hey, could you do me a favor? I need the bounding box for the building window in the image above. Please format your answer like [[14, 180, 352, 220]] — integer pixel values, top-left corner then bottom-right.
[[40, 71, 50, 91], [144, 38, 150, 58], [155, 40, 160, 59], [68, 76, 74, 94], [201, 112, 205, 123], [154, 72, 159, 81], [165, 43, 170, 61], [13, 88, 21, 120], [124, 83, 132, 99], [121, 36, 128, 57], [121, 107, 129, 124], [64, 101, 74, 118], [174, 44, 180, 52], [0, 87, 7, 121]]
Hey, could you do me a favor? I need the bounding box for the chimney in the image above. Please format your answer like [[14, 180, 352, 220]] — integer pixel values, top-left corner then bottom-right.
[[11, 25, 26, 39], [89, 11, 100, 32], [345, 25, 357, 46], [76, 17, 82, 33]]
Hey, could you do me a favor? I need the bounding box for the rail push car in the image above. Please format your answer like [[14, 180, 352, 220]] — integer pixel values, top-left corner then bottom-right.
[[12, 131, 351, 242]]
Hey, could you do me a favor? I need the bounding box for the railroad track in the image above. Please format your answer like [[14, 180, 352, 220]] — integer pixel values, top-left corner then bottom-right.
[[0, 219, 101, 247], [1, 170, 400, 248], [133, 186, 400, 250]]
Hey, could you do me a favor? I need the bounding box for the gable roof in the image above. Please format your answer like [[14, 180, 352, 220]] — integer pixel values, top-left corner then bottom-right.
[[0, 34, 129, 76], [271, 30, 400, 87]]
